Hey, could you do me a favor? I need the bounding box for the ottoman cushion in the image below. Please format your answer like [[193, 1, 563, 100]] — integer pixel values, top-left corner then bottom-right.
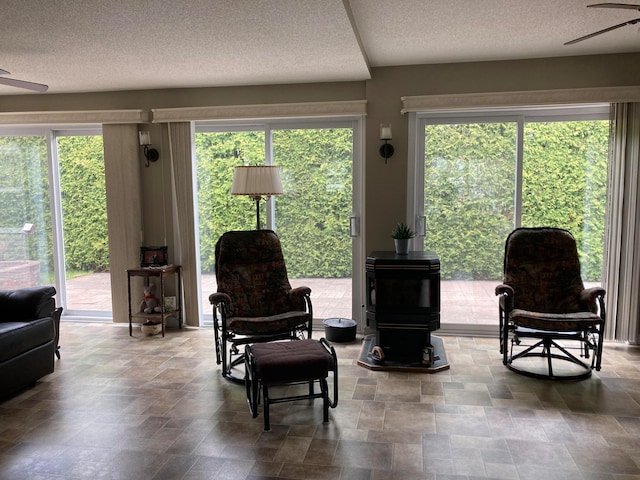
[[251, 339, 333, 385]]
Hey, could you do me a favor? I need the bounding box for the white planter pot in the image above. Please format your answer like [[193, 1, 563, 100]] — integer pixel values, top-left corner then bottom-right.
[[394, 238, 410, 255]]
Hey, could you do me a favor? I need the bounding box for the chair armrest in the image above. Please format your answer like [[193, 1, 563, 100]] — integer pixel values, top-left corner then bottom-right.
[[495, 284, 514, 297], [290, 286, 311, 299], [290, 287, 312, 316], [495, 284, 514, 311], [580, 287, 606, 313], [209, 292, 231, 306]]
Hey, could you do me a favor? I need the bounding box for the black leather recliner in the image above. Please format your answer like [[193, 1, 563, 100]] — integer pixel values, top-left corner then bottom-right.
[[0, 286, 59, 400]]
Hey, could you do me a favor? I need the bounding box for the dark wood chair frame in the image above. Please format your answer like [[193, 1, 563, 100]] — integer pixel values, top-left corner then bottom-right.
[[209, 230, 313, 384], [498, 303, 605, 381], [496, 227, 606, 381], [212, 306, 312, 384]]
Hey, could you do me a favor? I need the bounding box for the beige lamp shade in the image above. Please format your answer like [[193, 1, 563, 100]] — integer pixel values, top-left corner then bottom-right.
[[231, 166, 283, 197], [231, 165, 283, 230]]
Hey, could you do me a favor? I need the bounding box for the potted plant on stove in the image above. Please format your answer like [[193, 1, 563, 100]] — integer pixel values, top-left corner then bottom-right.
[[391, 222, 415, 255]]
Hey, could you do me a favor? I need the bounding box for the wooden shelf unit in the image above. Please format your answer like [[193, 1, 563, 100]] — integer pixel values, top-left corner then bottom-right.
[[127, 265, 182, 337]]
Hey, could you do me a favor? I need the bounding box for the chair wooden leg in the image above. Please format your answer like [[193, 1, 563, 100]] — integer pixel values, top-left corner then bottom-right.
[[320, 378, 329, 423], [499, 305, 505, 355], [503, 320, 511, 366], [544, 338, 554, 378], [263, 385, 271, 431], [319, 338, 339, 408], [245, 347, 259, 419], [595, 329, 604, 371], [221, 337, 229, 378]]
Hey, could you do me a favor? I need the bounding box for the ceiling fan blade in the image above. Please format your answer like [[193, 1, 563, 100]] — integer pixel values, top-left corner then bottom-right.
[[588, 3, 640, 10], [564, 17, 640, 45], [0, 76, 48, 92]]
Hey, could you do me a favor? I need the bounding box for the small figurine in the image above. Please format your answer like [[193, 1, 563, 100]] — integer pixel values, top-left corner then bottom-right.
[[139, 283, 163, 314]]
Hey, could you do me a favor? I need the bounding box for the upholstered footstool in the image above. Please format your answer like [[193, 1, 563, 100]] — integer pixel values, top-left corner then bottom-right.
[[244, 339, 338, 431]]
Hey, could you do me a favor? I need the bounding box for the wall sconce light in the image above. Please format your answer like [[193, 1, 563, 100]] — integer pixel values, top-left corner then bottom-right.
[[139, 131, 159, 168], [379, 124, 394, 163]]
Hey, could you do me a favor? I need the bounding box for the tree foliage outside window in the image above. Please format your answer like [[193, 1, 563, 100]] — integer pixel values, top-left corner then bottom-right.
[[424, 122, 516, 281], [274, 128, 352, 278], [521, 121, 609, 280], [424, 120, 609, 281], [196, 131, 262, 274], [0, 135, 52, 282], [195, 127, 353, 279], [3, 119, 607, 285], [57, 135, 108, 274], [0, 134, 107, 281]]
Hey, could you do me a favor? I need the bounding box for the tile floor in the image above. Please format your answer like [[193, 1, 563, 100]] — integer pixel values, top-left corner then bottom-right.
[[1, 323, 640, 480]]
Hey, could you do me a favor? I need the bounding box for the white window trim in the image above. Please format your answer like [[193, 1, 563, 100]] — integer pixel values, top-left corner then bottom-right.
[[153, 100, 367, 123], [0, 110, 148, 125], [401, 86, 640, 113]]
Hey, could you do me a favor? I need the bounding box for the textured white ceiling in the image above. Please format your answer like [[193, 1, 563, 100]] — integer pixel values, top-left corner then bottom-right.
[[350, 0, 640, 66], [1, 0, 639, 95]]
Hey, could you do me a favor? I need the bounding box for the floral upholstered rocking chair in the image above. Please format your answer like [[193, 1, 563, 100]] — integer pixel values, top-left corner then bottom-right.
[[209, 230, 312, 383], [496, 227, 605, 380]]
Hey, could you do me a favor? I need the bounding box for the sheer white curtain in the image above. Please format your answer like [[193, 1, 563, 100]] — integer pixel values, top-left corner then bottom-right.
[[605, 103, 640, 344], [167, 122, 201, 326], [103, 124, 143, 323]]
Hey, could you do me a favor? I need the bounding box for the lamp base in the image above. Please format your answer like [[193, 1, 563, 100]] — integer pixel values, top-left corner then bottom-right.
[[254, 197, 261, 230]]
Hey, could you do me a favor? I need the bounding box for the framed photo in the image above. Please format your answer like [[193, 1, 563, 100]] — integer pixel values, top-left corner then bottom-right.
[[140, 246, 168, 267], [164, 296, 176, 311]]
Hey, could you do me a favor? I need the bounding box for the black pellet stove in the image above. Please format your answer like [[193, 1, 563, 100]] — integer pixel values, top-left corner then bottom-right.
[[358, 251, 449, 372]]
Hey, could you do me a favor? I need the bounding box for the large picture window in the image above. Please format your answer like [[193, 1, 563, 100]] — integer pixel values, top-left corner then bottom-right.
[[411, 105, 610, 334], [0, 133, 52, 290], [54, 130, 110, 315], [195, 118, 360, 325], [0, 126, 109, 318]]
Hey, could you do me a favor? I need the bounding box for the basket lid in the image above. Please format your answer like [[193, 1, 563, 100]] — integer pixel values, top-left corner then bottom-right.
[[323, 318, 356, 328]]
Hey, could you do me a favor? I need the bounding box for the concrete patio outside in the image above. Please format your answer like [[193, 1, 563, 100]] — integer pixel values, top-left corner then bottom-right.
[[64, 272, 500, 326]]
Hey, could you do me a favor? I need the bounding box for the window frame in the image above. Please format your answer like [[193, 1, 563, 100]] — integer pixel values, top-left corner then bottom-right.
[[194, 115, 365, 327], [408, 104, 610, 337], [0, 124, 107, 319]]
